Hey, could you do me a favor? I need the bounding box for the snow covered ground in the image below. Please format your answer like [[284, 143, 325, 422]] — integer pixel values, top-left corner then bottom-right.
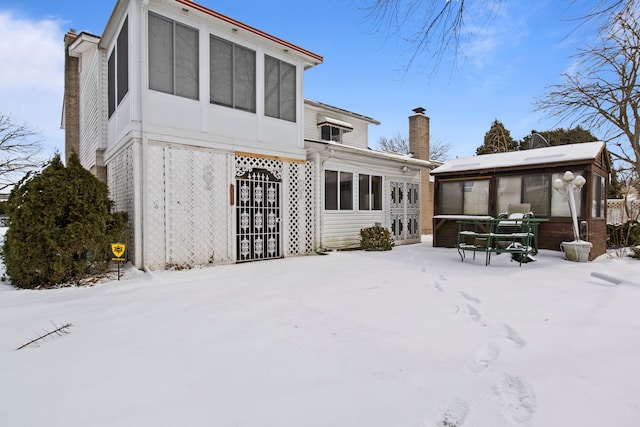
[[1, 235, 639, 427]]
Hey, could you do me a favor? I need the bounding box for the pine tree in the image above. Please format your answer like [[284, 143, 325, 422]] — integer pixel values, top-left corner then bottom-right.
[[519, 126, 599, 150], [476, 120, 518, 155], [2, 154, 127, 288]]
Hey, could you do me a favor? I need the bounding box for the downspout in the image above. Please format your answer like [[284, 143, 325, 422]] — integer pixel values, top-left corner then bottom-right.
[[314, 151, 322, 250], [136, 0, 150, 270]]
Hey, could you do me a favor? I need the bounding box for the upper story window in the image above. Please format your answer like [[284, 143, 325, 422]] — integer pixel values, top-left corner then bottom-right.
[[321, 125, 342, 142], [210, 36, 256, 112], [265, 55, 296, 122], [108, 17, 128, 118], [148, 12, 199, 100], [317, 116, 353, 143]]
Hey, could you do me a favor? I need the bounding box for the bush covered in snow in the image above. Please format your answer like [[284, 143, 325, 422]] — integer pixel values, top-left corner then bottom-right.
[[360, 226, 393, 251], [607, 220, 640, 250]]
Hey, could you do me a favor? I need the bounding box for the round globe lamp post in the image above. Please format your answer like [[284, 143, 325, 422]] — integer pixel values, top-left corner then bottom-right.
[[553, 171, 592, 261]]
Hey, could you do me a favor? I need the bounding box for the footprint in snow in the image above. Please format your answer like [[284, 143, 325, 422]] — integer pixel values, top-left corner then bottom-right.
[[460, 304, 481, 322], [433, 282, 444, 292], [494, 373, 536, 423], [466, 343, 500, 374], [500, 323, 526, 348], [427, 398, 470, 427], [460, 291, 481, 304]]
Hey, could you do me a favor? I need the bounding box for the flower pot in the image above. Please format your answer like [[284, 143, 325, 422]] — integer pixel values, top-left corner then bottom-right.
[[560, 240, 592, 262]]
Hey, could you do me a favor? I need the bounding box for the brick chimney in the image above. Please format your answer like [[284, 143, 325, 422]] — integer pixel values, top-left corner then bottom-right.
[[409, 107, 430, 160], [63, 29, 80, 163], [408, 107, 434, 234]]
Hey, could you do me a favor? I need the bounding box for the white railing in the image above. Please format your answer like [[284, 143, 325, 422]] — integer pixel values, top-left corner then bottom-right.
[[607, 199, 640, 224]]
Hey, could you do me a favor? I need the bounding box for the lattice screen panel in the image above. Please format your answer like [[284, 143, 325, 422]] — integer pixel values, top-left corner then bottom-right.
[[145, 144, 167, 270], [211, 153, 231, 264], [304, 161, 316, 253], [286, 162, 301, 256], [164, 147, 223, 268], [107, 144, 135, 263], [235, 155, 283, 179]]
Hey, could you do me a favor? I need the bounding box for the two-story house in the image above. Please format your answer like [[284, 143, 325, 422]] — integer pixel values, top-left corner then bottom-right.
[[64, 0, 435, 270]]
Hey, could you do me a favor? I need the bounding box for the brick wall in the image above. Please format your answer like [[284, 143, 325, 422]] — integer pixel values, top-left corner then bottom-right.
[[63, 30, 80, 163], [409, 108, 434, 234]]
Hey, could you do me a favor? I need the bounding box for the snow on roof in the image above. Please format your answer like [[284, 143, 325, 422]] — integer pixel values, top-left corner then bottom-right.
[[431, 141, 605, 175]]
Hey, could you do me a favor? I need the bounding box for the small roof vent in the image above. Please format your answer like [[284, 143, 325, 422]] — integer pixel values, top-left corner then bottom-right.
[[413, 107, 426, 115]]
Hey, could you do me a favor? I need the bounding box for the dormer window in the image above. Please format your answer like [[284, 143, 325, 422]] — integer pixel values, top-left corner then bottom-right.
[[321, 125, 343, 142], [318, 116, 352, 143]]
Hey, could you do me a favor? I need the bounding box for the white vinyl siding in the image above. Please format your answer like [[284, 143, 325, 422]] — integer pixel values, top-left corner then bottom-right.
[[78, 45, 102, 170], [303, 104, 371, 150]]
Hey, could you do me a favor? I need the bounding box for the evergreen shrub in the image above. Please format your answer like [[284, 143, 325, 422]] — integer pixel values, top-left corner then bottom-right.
[[607, 220, 640, 249], [360, 226, 393, 251], [2, 154, 128, 288]]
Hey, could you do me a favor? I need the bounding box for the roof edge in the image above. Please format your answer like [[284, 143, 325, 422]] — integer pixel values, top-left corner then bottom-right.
[[305, 99, 380, 125], [175, 0, 323, 65]]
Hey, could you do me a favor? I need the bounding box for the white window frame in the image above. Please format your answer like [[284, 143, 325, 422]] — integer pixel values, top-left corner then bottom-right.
[[210, 35, 256, 112], [325, 170, 354, 211], [148, 12, 199, 100]]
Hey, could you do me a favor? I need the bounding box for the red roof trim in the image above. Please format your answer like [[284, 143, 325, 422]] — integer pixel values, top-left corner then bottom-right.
[[174, 0, 323, 64]]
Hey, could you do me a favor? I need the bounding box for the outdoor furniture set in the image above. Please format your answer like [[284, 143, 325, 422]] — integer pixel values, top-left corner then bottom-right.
[[455, 204, 547, 266]]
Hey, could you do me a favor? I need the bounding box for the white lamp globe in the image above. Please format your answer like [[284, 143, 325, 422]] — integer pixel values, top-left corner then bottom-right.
[[563, 171, 575, 181], [553, 179, 565, 190], [573, 175, 586, 188]]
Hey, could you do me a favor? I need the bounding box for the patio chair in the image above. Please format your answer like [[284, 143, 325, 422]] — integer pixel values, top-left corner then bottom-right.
[[495, 203, 534, 252], [497, 203, 532, 219]]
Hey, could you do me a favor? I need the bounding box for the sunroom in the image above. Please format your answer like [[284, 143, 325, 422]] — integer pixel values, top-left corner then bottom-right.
[[431, 141, 610, 260]]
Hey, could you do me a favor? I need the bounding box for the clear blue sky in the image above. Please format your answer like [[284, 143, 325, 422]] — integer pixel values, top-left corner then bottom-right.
[[0, 0, 601, 160]]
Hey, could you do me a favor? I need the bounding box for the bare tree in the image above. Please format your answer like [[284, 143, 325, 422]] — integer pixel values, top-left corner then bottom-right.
[[429, 139, 453, 162], [377, 132, 409, 154], [363, 0, 627, 71], [536, 3, 640, 190], [0, 114, 43, 191], [364, 0, 489, 71], [376, 132, 451, 161]]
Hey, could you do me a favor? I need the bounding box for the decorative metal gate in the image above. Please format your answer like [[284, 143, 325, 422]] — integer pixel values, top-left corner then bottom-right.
[[236, 168, 282, 262], [389, 181, 421, 242]]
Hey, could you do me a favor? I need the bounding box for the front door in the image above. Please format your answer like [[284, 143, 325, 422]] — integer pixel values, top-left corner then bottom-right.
[[389, 181, 421, 242], [236, 168, 282, 262]]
